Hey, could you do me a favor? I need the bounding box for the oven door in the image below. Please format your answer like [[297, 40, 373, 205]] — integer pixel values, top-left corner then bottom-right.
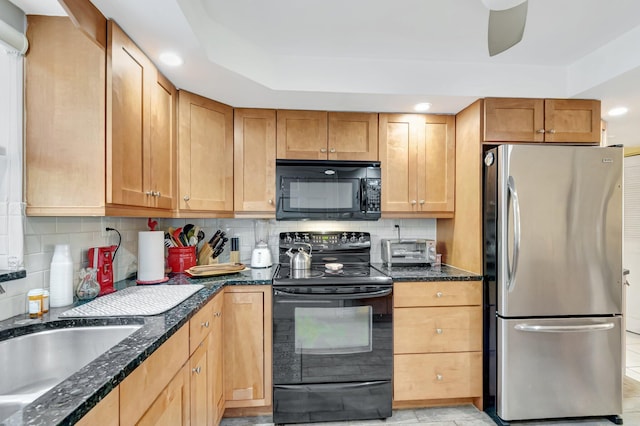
[[272, 285, 393, 385]]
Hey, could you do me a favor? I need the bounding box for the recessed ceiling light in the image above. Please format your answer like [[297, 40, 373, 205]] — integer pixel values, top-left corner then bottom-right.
[[414, 102, 432, 112], [608, 107, 628, 117], [159, 52, 183, 66]]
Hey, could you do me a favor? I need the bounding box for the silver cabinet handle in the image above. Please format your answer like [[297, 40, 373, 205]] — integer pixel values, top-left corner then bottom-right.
[[515, 323, 615, 333], [201, 321, 209, 328], [145, 191, 153, 196], [268, 199, 273, 204], [506, 176, 521, 291], [436, 291, 443, 298], [536, 129, 545, 134], [329, 148, 336, 153], [183, 195, 190, 201], [214, 312, 221, 317], [436, 328, 443, 334], [547, 129, 556, 134], [436, 374, 443, 381], [411, 200, 417, 205], [192, 366, 201, 374], [419, 200, 425, 204], [152, 191, 161, 197], [320, 148, 327, 153]]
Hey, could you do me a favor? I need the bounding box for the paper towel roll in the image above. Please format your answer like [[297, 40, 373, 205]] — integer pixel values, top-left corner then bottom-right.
[[137, 231, 165, 283]]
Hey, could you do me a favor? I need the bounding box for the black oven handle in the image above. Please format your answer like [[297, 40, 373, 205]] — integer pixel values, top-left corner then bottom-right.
[[275, 380, 388, 390], [274, 288, 392, 300]]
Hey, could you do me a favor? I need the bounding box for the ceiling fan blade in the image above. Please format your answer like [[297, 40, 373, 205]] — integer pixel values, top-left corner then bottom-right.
[[487, 0, 528, 56]]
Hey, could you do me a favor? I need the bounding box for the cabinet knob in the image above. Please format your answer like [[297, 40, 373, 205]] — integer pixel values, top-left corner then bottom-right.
[[436, 328, 443, 334], [411, 200, 417, 205], [192, 366, 201, 374], [268, 199, 273, 205], [536, 129, 545, 134], [183, 195, 190, 202], [153, 191, 161, 197], [201, 321, 209, 328], [547, 129, 556, 134], [436, 291, 443, 298], [419, 200, 425, 205], [329, 148, 336, 153], [320, 148, 327, 153], [214, 312, 221, 317], [436, 374, 443, 381], [145, 191, 153, 196]]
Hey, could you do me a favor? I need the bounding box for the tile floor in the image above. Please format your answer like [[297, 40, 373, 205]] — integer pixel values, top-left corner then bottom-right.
[[220, 332, 640, 426]]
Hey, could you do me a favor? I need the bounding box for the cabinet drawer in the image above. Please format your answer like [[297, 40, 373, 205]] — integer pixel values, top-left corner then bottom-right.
[[394, 306, 482, 353], [394, 281, 481, 307], [190, 299, 213, 354], [394, 352, 482, 401]]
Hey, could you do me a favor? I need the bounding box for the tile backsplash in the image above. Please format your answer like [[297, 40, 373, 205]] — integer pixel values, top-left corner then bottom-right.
[[0, 216, 436, 321]]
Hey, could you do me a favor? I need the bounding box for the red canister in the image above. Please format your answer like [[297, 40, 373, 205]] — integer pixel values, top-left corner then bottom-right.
[[167, 246, 196, 273]]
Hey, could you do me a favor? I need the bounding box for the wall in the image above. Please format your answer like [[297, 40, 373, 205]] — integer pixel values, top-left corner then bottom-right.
[[625, 155, 640, 333], [0, 216, 435, 321]]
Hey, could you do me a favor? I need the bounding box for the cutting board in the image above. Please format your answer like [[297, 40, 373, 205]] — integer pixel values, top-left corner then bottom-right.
[[185, 263, 248, 278]]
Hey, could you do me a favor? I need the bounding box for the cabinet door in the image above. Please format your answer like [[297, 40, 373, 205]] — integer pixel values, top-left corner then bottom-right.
[[76, 387, 119, 426], [107, 21, 154, 208], [234, 109, 277, 213], [328, 112, 378, 161], [223, 287, 272, 408], [544, 99, 601, 143], [484, 98, 545, 142], [149, 73, 176, 210], [25, 16, 106, 216], [379, 114, 419, 212], [276, 110, 328, 159], [190, 338, 208, 426], [416, 115, 455, 212], [178, 90, 233, 213], [137, 363, 191, 426]]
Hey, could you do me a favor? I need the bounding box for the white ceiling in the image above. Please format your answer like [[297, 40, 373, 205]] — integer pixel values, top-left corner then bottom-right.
[[9, 0, 640, 146]]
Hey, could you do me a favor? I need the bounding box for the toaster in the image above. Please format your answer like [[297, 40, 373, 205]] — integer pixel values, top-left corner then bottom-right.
[[381, 239, 437, 266]]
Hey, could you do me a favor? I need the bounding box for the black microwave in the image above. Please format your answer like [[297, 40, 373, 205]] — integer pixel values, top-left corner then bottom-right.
[[275, 159, 381, 221]]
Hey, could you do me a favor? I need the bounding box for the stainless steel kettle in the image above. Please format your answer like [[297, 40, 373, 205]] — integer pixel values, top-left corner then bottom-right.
[[286, 243, 312, 270]]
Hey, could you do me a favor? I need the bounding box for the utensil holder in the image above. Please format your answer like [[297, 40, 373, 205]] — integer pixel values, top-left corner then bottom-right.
[[168, 246, 196, 273]]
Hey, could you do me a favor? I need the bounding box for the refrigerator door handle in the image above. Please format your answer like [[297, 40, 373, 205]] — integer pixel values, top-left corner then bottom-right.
[[507, 176, 521, 291], [514, 323, 616, 333]]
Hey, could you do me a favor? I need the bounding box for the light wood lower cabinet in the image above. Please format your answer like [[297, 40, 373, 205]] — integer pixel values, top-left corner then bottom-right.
[[119, 324, 189, 426], [76, 387, 119, 426], [223, 286, 272, 409], [393, 281, 482, 409]]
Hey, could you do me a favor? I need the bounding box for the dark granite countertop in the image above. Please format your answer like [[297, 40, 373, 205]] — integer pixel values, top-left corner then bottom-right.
[[0, 262, 478, 425], [0, 267, 274, 426], [371, 263, 482, 282], [0, 269, 26, 284]]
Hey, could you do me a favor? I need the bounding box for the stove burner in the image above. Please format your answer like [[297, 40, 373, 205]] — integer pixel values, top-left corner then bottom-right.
[[290, 269, 324, 279]]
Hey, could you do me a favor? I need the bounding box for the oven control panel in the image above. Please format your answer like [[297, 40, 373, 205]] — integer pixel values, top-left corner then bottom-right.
[[279, 231, 371, 250]]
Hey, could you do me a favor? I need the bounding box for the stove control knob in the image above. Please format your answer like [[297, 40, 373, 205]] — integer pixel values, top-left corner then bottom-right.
[[358, 233, 366, 243], [285, 233, 293, 243], [341, 233, 348, 243], [304, 234, 310, 243], [349, 234, 357, 243]]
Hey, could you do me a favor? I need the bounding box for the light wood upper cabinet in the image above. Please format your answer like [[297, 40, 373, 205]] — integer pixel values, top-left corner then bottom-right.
[[25, 16, 106, 216], [277, 110, 378, 160], [234, 108, 277, 215], [107, 21, 175, 212], [177, 90, 234, 216], [223, 286, 272, 409], [327, 112, 379, 160], [379, 114, 455, 217], [484, 98, 601, 143]]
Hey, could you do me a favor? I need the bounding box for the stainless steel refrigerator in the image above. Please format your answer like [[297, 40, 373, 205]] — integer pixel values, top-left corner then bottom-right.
[[483, 144, 624, 425]]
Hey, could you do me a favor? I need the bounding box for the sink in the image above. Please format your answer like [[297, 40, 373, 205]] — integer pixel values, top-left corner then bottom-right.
[[0, 324, 142, 421]]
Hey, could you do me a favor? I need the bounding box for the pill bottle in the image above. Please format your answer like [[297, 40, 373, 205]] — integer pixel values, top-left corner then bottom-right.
[[42, 290, 50, 313], [28, 289, 44, 318]]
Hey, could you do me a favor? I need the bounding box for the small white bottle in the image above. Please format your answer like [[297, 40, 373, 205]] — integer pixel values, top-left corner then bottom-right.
[[49, 244, 74, 307]]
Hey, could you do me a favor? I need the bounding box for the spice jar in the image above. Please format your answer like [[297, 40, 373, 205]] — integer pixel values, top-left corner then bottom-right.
[[28, 289, 44, 318]]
